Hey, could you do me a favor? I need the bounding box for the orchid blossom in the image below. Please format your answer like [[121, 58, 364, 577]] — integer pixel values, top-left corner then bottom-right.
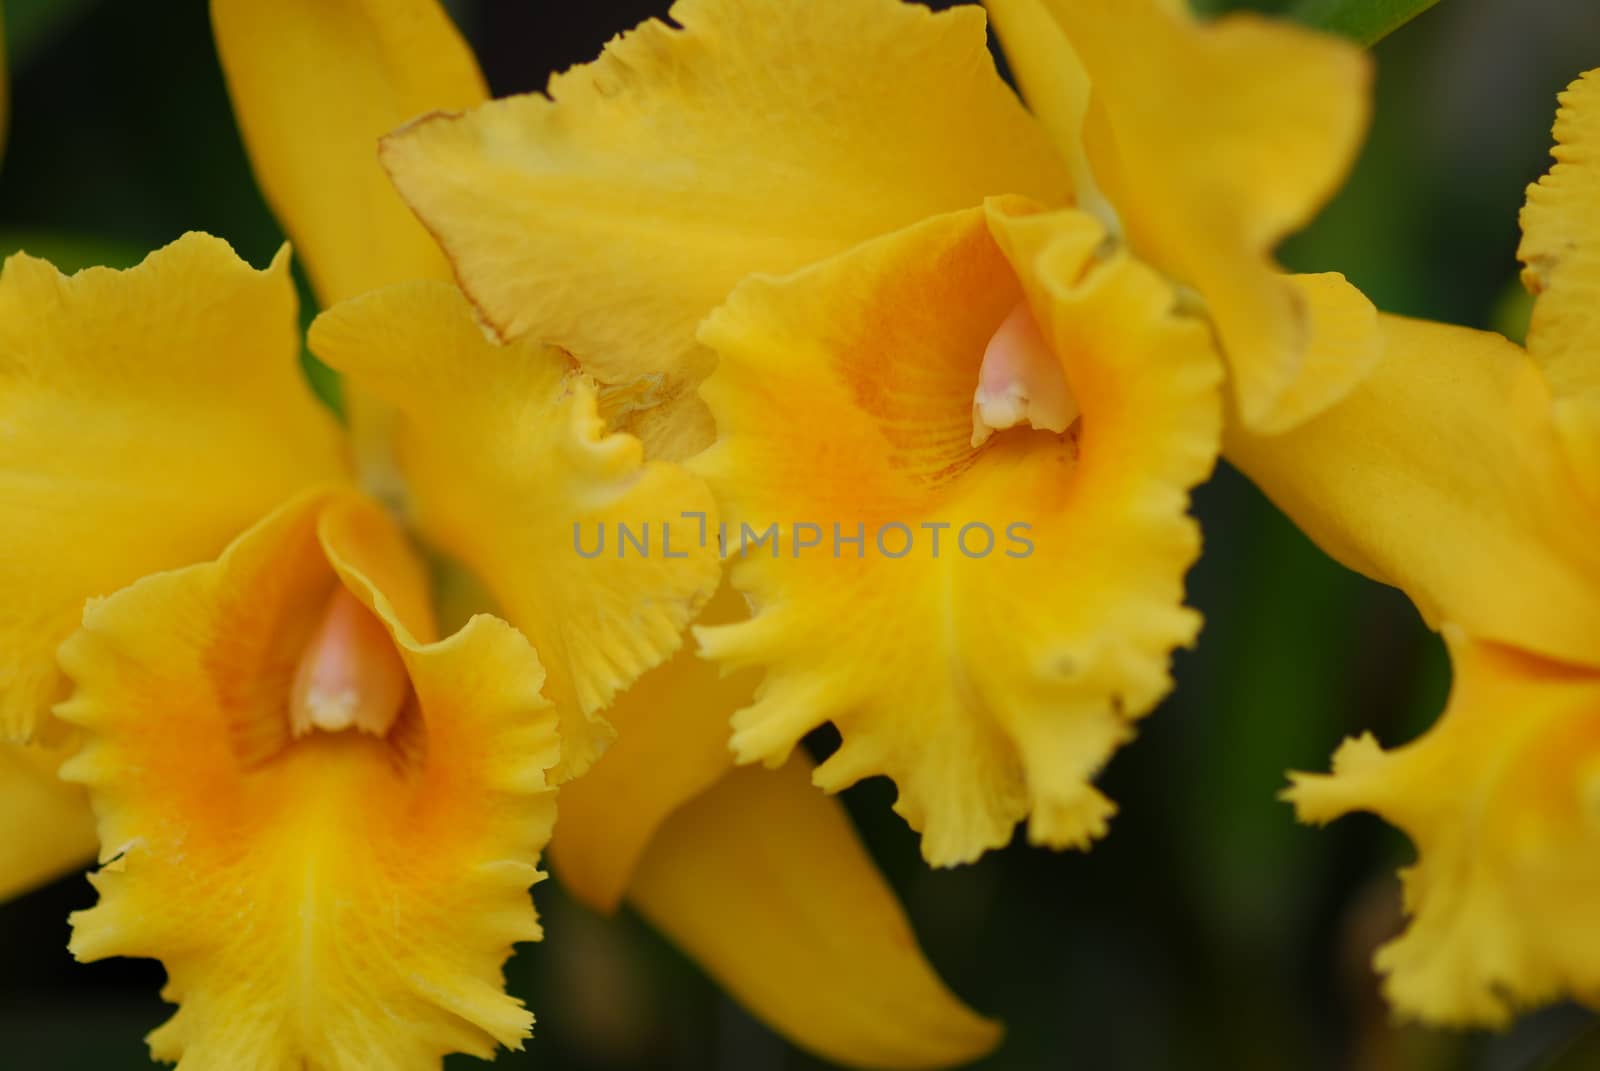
[[379, 0, 1374, 867]]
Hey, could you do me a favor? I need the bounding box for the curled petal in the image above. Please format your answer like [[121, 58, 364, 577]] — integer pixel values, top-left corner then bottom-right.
[[309, 282, 720, 781], [631, 760, 1002, 1069], [694, 201, 1221, 864], [1019, 0, 1373, 430], [1227, 315, 1600, 670], [1256, 272, 1385, 434], [0, 234, 346, 741], [381, 0, 1069, 458], [1287, 631, 1600, 1024], [0, 740, 97, 902], [1519, 68, 1600, 505], [59, 490, 558, 1069]]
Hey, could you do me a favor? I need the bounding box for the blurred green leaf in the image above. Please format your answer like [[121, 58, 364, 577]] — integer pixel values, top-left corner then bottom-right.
[[287, 262, 346, 420], [0, 229, 144, 270], [299, 349, 344, 418], [5, 0, 101, 70], [1550, 1015, 1600, 1070], [1289, 0, 1441, 45], [1492, 274, 1535, 346]]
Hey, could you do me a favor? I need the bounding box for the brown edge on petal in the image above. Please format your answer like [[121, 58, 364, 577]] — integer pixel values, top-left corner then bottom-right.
[[378, 110, 514, 345]]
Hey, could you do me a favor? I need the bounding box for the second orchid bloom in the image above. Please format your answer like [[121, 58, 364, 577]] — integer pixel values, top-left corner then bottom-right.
[[382, 0, 1373, 866]]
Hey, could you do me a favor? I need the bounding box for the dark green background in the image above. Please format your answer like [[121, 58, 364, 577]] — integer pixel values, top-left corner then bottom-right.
[[1, 1, 1596, 1068]]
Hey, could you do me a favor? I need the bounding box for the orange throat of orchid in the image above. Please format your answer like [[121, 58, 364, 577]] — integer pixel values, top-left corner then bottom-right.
[[970, 301, 1078, 449], [289, 584, 411, 739]]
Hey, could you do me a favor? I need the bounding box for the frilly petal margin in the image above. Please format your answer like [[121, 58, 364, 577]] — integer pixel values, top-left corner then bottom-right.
[[0, 740, 97, 903], [1021, 0, 1373, 431], [693, 201, 1221, 865], [309, 281, 720, 782], [58, 489, 559, 1070], [1286, 630, 1600, 1025], [1518, 68, 1600, 507], [630, 759, 1003, 1070], [379, 0, 1069, 460], [0, 234, 347, 741]]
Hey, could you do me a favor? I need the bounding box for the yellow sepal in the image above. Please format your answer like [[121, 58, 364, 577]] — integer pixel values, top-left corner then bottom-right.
[[1228, 315, 1600, 670], [631, 759, 1002, 1069], [211, 0, 486, 307]]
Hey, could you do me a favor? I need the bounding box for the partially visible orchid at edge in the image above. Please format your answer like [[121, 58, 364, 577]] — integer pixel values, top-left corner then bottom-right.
[[1231, 67, 1600, 1027]]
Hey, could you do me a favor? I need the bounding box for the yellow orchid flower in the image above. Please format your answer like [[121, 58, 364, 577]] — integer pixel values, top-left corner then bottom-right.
[[0, 0, 471, 936], [378, 0, 1371, 867], [0, 0, 495, 902], [0, 224, 729, 1065], [1229, 69, 1600, 1025], [0, 10, 715, 1065]]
